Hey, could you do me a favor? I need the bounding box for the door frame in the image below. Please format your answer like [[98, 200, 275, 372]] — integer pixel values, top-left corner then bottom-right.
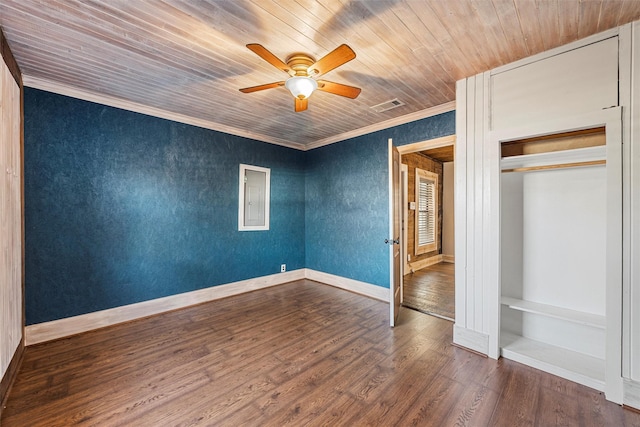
[[401, 163, 409, 275], [390, 134, 456, 324], [397, 133, 456, 276], [396, 135, 456, 155], [389, 139, 402, 326]]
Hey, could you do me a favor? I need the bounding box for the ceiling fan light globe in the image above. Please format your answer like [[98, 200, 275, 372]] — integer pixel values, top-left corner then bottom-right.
[[285, 76, 317, 100]]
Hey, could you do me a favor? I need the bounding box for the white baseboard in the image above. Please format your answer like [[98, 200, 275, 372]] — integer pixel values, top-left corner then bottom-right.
[[25, 268, 390, 345], [26, 269, 305, 345], [624, 378, 640, 411], [304, 269, 389, 302], [409, 255, 443, 272], [442, 254, 455, 263], [453, 324, 489, 356]]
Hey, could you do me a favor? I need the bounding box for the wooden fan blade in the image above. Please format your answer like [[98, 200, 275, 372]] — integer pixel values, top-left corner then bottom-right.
[[246, 44, 295, 76], [316, 80, 361, 99], [295, 97, 308, 112], [239, 81, 285, 93], [308, 44, 356, 77]]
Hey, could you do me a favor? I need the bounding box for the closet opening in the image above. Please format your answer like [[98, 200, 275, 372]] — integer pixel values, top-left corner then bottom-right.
[[499, 124, 613, 393]]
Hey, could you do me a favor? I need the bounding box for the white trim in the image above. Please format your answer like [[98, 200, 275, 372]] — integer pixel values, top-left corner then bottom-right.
[[23, 75, 305, 150], [624, 378, 640, 411], [454, 77, 468, 330], [453, 324, 489, 355], [24, 75, 454, 152], [622, 21, 639, 383], [620, 21, 634, 381], [304, 269, 389, 302], [388, 138, 396, 326], [402, 163, 410, 275], [397, 134, 456, 155], [305, 101, 456, 150], [604, 108, 624, 403], [478, 72, 490, 347], [25, 269, 389, 345], [630, 20, 640, 382], [25, 269, 305, 345]]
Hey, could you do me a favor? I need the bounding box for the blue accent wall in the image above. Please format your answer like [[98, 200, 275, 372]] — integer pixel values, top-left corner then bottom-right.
[[304, 111, 455, 288], [305, 134, 389, 287], [24, 88, 306, 325], [24, 87, 454, 325]]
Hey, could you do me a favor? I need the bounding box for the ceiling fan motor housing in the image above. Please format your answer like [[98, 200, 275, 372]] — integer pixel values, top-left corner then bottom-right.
[[285, 53, 316, 76]]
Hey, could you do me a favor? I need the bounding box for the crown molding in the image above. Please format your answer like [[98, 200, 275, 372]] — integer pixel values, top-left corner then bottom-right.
[[23, 75, 306, 150], [23, 75, 455, 152], [303, 100, 456, 151]]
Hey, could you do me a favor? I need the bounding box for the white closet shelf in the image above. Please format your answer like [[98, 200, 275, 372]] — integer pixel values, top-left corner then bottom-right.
[[500, 145, 606, 170], [501, 296, 606, 329], [500, 332, 605, 391]]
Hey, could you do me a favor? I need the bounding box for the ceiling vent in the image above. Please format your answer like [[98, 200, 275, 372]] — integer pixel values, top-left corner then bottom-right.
[[370, 98, 405, 113]]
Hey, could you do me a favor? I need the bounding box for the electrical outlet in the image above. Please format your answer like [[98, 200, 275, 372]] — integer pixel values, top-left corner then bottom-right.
[[280, 264, 286, 273]]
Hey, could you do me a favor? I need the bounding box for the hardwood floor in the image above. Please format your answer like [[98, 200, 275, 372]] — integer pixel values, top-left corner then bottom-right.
[[2, 279, 639, 426], [403, 262, 455, 320]]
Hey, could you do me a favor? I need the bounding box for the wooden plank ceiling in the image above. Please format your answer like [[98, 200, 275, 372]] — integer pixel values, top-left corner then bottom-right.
[[421, 145, 455, 163], [1, 1, 639, 150]]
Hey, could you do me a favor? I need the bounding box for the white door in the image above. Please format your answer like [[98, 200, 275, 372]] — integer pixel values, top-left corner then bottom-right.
[[389, 140, 402, 326]]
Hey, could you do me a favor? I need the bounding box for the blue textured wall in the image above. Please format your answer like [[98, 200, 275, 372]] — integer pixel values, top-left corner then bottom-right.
[[305, 111, 455, 288], [24, 88, 306, 325], [384, 111, 455, 148], [24, 87, 454, 324]]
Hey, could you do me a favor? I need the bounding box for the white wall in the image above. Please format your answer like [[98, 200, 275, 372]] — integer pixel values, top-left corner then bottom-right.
[[490, 37, 618, 131], [502, 165, 608, 359], [454, 71, 495, 355]]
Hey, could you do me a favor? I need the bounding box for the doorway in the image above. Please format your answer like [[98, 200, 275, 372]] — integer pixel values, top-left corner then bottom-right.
[[398, 135, 455, 321]]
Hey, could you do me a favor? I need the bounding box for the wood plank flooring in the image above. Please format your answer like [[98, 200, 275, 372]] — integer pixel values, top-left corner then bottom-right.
[[403, 262, 455, 320], [2, 279, 639, 426]]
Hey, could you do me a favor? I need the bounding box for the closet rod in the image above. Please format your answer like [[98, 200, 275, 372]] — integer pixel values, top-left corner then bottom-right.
[[502, 159, 606, 173]]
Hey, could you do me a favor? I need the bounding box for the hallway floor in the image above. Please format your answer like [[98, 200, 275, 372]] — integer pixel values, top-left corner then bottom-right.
[[403, 262, 455, 320]]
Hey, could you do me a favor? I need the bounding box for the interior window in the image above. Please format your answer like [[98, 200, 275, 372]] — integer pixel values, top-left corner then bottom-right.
[[239, 164, 270, 231]]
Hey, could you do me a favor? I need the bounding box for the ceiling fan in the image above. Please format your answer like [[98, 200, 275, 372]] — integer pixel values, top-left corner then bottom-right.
[[239, 43, 361, 112]]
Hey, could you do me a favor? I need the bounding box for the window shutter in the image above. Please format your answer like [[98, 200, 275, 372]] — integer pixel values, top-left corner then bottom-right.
[[417, 178, 436, 246]]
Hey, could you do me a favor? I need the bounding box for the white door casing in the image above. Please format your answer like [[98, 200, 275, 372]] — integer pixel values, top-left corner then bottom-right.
[[389, 139, 401, 326]]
